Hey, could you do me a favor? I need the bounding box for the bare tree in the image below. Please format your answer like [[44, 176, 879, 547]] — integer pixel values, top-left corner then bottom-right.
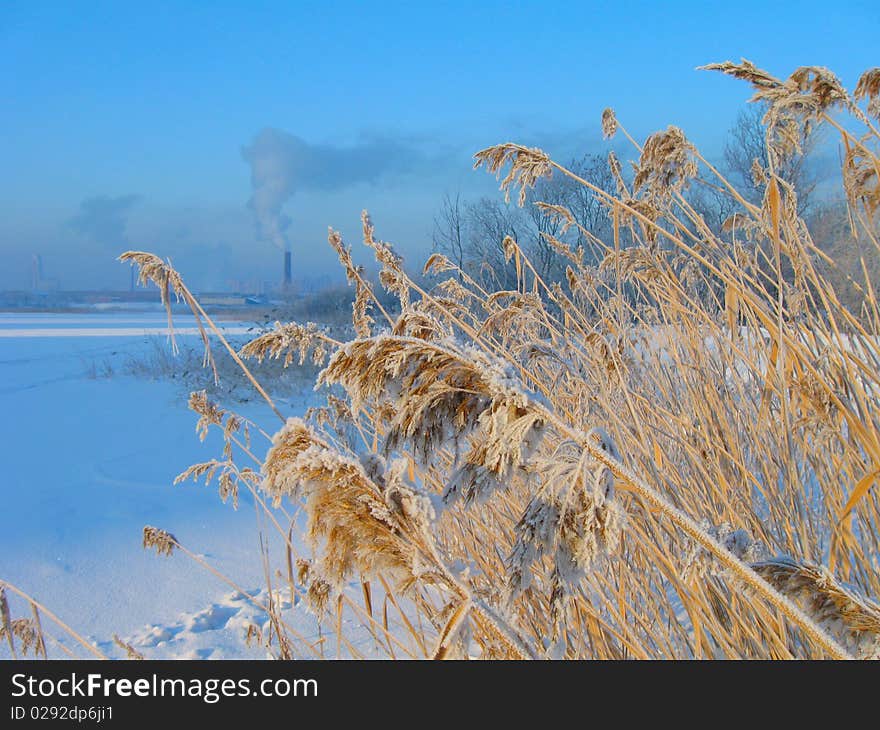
[[433, 192, 466, 277], [568, 154, 616, 240], [524, 173, 575, 279], [723, 103, 821, 215], [465, 197, 526, 289], [432, 155, 624, 288], [687, 181, 740, 235], [565, 154, 621, 263]]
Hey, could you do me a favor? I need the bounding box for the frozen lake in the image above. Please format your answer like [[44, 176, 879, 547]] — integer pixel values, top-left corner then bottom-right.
[[0, 312, 316, 658], [0, 312, 255, 337]]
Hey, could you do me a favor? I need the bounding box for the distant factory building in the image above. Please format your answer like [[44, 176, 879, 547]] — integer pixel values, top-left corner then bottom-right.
[[198, 294, 264, 307]]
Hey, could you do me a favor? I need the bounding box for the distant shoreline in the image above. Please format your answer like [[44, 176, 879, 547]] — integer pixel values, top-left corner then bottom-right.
[[0, 303, 276, 321]]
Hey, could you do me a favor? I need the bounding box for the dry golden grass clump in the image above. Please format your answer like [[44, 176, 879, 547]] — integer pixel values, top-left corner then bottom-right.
[[122, 60, 880, 659], [261, 417, 440, 594], [5, 59, 879, 660], [239, 321, 333, 368], [508, 436, 625, 604], [751, 558, 880, 659]]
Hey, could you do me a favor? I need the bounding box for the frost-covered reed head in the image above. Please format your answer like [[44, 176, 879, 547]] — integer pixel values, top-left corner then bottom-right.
[[261, 418, 439, 595]]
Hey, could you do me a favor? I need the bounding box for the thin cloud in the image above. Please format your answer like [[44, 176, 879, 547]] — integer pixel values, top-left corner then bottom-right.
[[69, 194, 140, 247]]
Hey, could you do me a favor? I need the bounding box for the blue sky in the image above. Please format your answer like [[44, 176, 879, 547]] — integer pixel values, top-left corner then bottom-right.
[[2, 0, 878, 290]]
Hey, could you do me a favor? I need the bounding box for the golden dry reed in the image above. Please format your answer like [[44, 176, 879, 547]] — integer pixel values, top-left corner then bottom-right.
[[4, 60, 880, 660]]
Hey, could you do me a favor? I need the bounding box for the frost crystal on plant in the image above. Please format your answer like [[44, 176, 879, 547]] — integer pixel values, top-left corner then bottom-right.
[[507, 443, 625, 602]]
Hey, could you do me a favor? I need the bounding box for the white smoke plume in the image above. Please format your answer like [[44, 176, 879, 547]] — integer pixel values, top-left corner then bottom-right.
[[241, 127, 427, 251]]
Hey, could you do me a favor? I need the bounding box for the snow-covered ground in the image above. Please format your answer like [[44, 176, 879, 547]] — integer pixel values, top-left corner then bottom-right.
[[0, 312, 329, 659]]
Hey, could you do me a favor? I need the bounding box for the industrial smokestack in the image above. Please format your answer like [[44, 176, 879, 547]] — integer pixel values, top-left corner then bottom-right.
[[32, 254, 43, 291], [283, 250, 292, 289]]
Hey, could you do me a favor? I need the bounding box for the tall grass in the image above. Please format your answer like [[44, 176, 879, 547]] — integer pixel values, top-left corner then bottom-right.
[[3, 60, 879, 660]]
